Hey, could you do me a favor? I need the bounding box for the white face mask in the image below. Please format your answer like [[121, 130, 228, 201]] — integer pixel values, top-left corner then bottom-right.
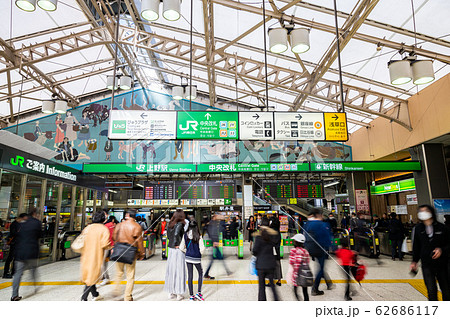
[[418, 211, 432, 221]]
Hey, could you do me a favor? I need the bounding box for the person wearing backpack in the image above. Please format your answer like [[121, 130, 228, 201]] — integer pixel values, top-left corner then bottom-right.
[[336, 237, 357, 301], [180, 220, 205, 301], [289, 234, 310, 301], [303, 208, 333, 296]]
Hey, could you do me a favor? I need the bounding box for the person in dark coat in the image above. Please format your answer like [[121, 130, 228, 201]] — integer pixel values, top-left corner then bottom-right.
[[11, 208, 43, 301], [2, 214, 27, 279], [411, 205, 450, 301], [388, 213, 405, 261], [326, 213, 338, 234], [253, 217, 280, 301], [229, 217, 239, 240], [269, 214, 282, 286]]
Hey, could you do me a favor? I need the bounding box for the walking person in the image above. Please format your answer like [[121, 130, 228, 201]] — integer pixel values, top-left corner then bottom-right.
[[388, 213, 405, 261], [270, 215, 282, 286], [289, 234, 310, 301], [410, 205, 450, 301], [204, 214, 232, 279], [3, 214, 27, 279], [164, 209, 187, 300], [100, 215, 118, 286], [113, 210, 145, 301], [246, 215, 256, 251], [11, 208, 42, 301], [303, 208, 333, 296], [336, 237, 356, 301], [180, 220, 205, 301], [253, 217, 280, 301], [78, 210, 111, 301]]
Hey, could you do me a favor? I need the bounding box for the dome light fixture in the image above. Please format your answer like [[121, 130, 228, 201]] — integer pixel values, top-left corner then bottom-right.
[[163, 0, 181, 21], [42, 100, 55, 114], [268, 28, 288, 54], [289, 28, 310, 54], [15, 0, 36, 11], [171, 84, 197, 100], [184, 85, 197, 100], [119, 75, 133, 90], [141, 0, 160, 21], [37, 0, 57, 11], [54, 100, 68, 114], [388, 60, 412, 85], [412, 60, 435, 85], [172, 86, 184, 100], [106, 75, 118, 90]]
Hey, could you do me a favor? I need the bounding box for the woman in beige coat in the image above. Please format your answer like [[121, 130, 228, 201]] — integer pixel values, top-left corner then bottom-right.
[[79, 211, 111, 301]]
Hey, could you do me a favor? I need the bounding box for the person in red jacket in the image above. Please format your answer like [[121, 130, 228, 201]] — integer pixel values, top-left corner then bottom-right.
[[100, 214, 118, 286], [335, 237, 356, 301]]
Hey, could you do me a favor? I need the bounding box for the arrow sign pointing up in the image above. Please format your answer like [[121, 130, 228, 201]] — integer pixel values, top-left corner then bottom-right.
[[253, 114, 260, 120], [205, 113, 212, 120], [295, 114, 303, 120], [332, 114, 339, 121], [140, 113, 148, 119]]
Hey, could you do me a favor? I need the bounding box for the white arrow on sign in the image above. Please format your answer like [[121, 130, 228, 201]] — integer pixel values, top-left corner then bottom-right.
[[205, 113, 212, 120]]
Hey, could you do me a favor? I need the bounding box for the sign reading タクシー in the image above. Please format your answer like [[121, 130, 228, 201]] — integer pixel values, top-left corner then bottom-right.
[[239, 112, 274, 140], [177, 112, 238, 139], [108, 110, 177, 140], [274, 112, 325, 140]]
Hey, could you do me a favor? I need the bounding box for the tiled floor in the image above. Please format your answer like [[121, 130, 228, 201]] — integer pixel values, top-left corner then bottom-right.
[[0, 244, 431, 301]]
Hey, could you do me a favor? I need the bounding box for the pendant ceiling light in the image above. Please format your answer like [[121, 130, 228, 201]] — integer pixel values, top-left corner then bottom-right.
[[54, 100, 68, 114], [163, 0, 181, 21], [268, 28, 288, 54], [141, 0, 159, 21], [37, 0, 57, 11], [15, 0, 36, 11], [172, 86, 184, 100], [119, 75, 132, 90], [388, 60, 412, 85], [412, 60, 434, 85], [184, 85, 197, 100], [42, 100, 55, 114], [290, 28, 310, 54], [106, 75, 118, 90]]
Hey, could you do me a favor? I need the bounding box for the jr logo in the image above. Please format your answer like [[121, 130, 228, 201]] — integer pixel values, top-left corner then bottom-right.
[[179, 121, 198, 131], [10, 155, 25, 168]]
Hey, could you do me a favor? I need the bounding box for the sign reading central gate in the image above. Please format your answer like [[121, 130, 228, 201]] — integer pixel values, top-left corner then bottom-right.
[[176, 112, 239, 140]]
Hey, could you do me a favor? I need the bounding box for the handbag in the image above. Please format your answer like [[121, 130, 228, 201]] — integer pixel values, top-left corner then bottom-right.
[[71, 227, 88, 253], [296, 262, 314, 287], [110, 225, 137, 264], [80, 126, 89, 134], [249, 256, 258, 276], [401, 238, 408, 253], [60, 123, 67, 131], [73, 124, 80, 132]]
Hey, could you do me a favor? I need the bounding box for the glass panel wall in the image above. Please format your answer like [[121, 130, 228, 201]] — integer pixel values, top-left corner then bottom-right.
[[42, 180, 60, 259], [24, 175, 44, 214], [0, 169, 23, 223], [74, 187, 83, 231], [60, 184, 72, 231]]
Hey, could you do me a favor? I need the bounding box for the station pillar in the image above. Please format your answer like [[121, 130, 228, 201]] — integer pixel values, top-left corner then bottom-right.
[[242, 173, 253, 231], [347, 172, 372, 220], [409, 144, 450, 214]]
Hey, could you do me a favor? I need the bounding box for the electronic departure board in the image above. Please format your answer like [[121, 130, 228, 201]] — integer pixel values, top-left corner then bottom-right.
[[144, 181, 175, 200], [176, 181, 205, 199], [263, 180, 293, 199], [206, 181, 235, 199], [294, 181, 324, 198]]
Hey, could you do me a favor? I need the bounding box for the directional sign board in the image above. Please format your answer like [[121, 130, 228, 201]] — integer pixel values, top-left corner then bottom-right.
[[323, 113, 348, 141], [238, 112, 274, 140], [108, 110, 177, 139], [176, 111, 238, 139], [274, 112, 325, 140]]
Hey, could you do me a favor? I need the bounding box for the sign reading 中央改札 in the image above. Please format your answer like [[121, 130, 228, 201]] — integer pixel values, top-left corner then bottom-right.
[[108, 110, 177, 140], [177, 112, 238, 139]]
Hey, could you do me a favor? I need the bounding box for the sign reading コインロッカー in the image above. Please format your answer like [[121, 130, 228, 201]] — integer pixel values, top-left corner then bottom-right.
[[238, 112, 274, 140]]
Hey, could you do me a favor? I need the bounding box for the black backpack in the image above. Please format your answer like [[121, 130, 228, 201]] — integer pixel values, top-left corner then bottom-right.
[[296, 263, 314, 287]]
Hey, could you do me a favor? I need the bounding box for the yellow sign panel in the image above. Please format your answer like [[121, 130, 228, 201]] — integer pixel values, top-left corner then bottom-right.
[[324, 113, 348, 141]]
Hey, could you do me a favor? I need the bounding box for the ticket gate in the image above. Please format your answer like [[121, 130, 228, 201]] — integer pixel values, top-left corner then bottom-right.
[[349, 227, 380, 258], [331, 228, 350, 252]]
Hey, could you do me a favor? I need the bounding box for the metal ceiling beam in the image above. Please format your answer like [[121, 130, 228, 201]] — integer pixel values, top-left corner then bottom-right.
[[293, 0, 380, 109], [202, 0, 217, 106], [211, 0, 450, 64], [0, 25, 409, 128]]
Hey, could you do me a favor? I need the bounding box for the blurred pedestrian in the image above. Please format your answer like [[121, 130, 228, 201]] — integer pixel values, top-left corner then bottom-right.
[[336, 237, 356, 301], [289, 233, 310, 301], [246, 215, 256, 251], [230, 217, 239, 240], [326, 213, 338, 234], [303, 208, 333, 295], [78, 210, 110, 301], [204, 214, 232, 279], [388, 213, 405, 261], [100, 214, 117, 286], [165, 209, 186, 300], [11, 208, 42, 301], [270, 214, 282, 286], [253, 217, 279, 301], [410, 205, 450, 301], [180, 220, 205, 301], [3, 213, 27, 279], [113, 210, 145, 301]]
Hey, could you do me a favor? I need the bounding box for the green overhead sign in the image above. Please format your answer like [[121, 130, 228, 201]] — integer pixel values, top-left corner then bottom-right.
[[83, 161, 421, 174], [310, 161, 421, 172], [176, 112, 238, 139], [370, 178, 416, 195]]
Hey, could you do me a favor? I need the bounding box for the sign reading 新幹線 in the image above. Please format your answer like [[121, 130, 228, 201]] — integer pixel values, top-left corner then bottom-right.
[[108, 110, 177, 140], [177, 112, 238, 140], [311, 162, 421, 172], [274, 112, 325, 141], [238, 112, 274, 140]]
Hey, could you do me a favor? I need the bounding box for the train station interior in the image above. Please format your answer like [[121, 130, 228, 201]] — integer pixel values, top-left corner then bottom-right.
[[0, 0, 450, 303]]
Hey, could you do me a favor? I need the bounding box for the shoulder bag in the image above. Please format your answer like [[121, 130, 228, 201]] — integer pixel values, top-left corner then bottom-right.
[[110, 224, 137, 264]]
